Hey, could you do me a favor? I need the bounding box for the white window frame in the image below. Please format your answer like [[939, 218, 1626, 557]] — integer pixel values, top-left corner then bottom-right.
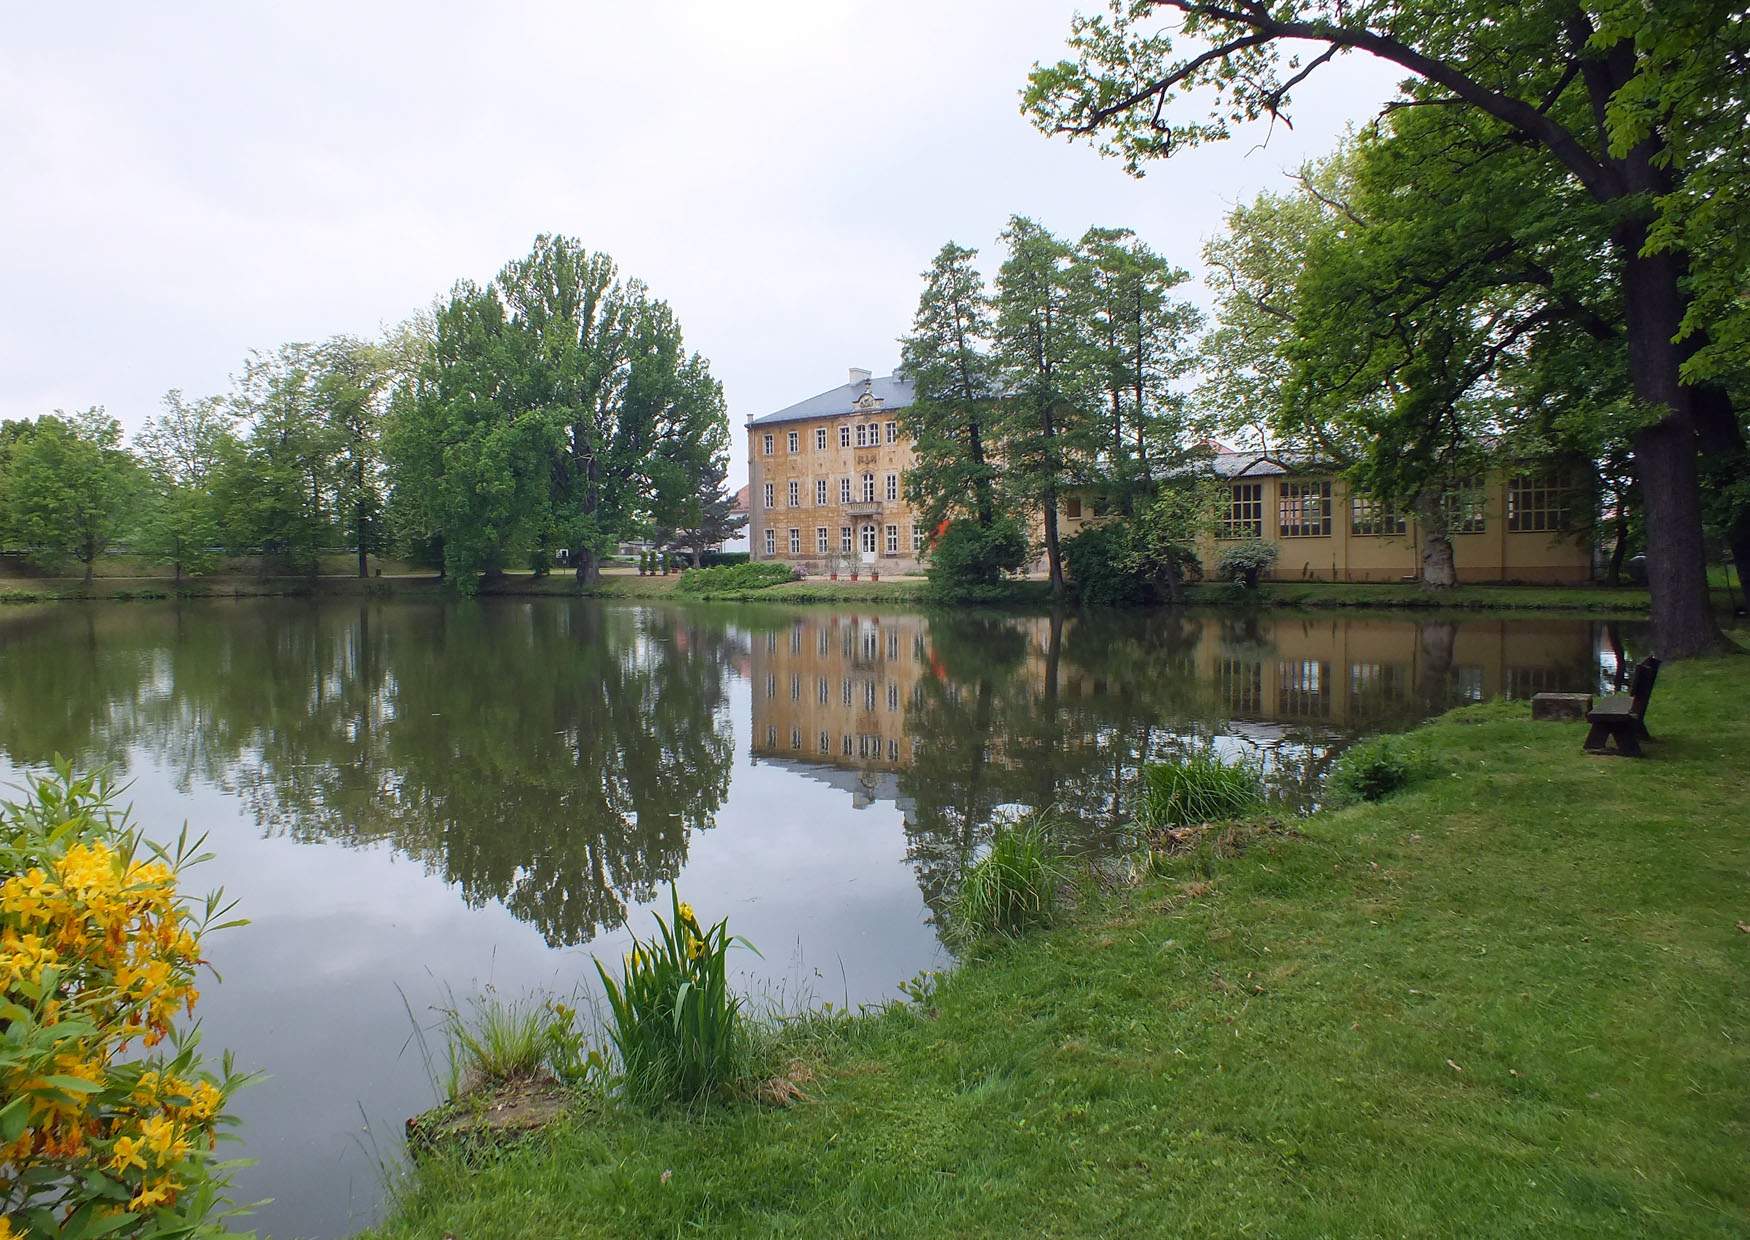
[[885, 473, 899, 501], [861, 473, 876, 502], [763, 528, 775, 555], [856, 424, 868, 447], [885, 524, 898, 553], [762, 434, 773, 456], [762, 482, 774, 510], [816, 526, 829, 552], [840, 526, 852, 552], [815, 478, 828, 505], [885, 421, 897, 444], [814, 427, 827, 451], [788, 528, 800, 554], [839, 424, 851, 447]]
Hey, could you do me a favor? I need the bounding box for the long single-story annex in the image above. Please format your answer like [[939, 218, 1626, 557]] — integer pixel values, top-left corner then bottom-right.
[[747, 369, 1593, 584]]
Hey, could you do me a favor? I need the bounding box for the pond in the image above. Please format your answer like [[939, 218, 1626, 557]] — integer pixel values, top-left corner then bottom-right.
[[0, 598, 1642, 1238]]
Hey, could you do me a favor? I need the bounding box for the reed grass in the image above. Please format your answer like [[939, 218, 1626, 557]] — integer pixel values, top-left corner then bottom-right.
[[439, 991, 593, 1099], [1138, 751, 1264, 828], [951, 811, 1068, 940]]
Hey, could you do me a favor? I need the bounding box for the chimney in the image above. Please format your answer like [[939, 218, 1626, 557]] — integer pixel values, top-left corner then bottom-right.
[[848, 367, 872, 385]]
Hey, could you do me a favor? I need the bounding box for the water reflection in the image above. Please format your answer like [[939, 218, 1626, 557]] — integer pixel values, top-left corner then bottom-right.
[[0, 598, 1635, 1238]]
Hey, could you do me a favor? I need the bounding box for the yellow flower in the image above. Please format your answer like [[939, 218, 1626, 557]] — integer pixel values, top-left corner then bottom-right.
[[110, 1134, 147, 1173], [687, 935, 706, 961], [678, 901, 697, 926], [128, 1180, 176, 1212], [0, 1213, 28, 1238]]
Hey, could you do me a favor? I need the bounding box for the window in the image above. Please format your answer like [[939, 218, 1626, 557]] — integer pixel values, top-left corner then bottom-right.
[[1279, 480, 1333, 538], [762, 482, 774, 509], [1351, 494, 1408, 537], [790, 675, 800, 701], [791, 727, 801, 750], [761, 434, 773, 456], [816, 526, 829, 553], [818, 676, 829, 703], [819, 730, 830, 754], [842, 678, 853, 706], [1222, 483, 1263, 539], [860, 525, 877, 553], [788, 528, 800, 554], [1279, 658, 1331, 718], [885, 473, 899, 501], [861, 473, 876, 502], [815, 427, 827, 451], [765, 673, 775, 699], [887, 682, 899, 712], [1064, 497, 1082, 520], [787, 431, 799, 453], [856, 424, 868, 447], [885, 421, 897, 444], [912, 525, 926, 552], [1508, 474, 1571, 532], [1442, 477, 1487, 534], [787, 480, 799, 507], [839, 476, 851, 504], [763, 529, 775, 555], [840, 526, 852, 552], [816, 478, 828, 505], [766, 724, 776, 745], [839, 425, 851, 447], [867, 423, 881, 444], [885, 524, 899, 553]]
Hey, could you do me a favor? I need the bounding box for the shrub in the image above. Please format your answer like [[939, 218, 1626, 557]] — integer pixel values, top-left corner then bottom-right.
[[595, 889, 755, 1106], [0, 764, 249, 1234], [697, 551, 749, 568], [674, 561, 797, 594], [1216, 539, 1279, 588], [1139, 752, 1264, 828], [1061, 522, 1150, 606], [1327, 735, 1425, 805], [925, 516, 1029, 601], [951, 812, 1068, 940], [439, 992, 596, 1100]]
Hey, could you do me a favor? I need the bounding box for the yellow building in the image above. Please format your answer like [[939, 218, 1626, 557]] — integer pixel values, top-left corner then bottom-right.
[[747, 369, 928, 576], [748, 375, 1594, 584]]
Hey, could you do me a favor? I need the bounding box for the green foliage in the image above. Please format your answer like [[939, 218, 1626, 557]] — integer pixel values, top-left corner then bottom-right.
[[674, 561, 796, 594], [1327, 734, 1430, 806], [1138, 752, 1264, 828], [0, 410, 140, 581], [1216, 539, 1279, 588], [696, 551, 748, 568], [924, 515, 1029, 601], [1061, 521, 1149, 606], [594, 890, 754, 1106], [439, 992, 597, 1100], [950, 812, 1067, 940]]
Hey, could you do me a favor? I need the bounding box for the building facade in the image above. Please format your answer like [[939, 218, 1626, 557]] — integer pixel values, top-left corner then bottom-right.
[[747, 369, 928, 576], [747, 372, 1592, 584]]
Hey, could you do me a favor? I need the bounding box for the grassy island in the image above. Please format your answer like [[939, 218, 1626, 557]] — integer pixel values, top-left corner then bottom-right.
[[369, 654, 1748, 1238]]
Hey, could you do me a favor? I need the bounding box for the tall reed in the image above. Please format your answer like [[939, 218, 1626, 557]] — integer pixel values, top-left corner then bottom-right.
[[952, 811, 1068, 940], [1139, 752, 1264, 828]]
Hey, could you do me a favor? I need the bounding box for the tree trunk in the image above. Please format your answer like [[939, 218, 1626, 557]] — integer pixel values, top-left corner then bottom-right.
[[1414, 491, 1456, 588], [1618, 229, 1727, 655], [1607, 506, 1628, 587], [691, 545, 703, 569], [1041, 493, 1064, 596], [573, 546, 601, 585], [1691, 383, 1750, 615]]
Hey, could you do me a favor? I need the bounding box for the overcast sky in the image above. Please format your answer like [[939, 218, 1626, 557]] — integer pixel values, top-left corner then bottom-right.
[[3, 1, 1400, 486]]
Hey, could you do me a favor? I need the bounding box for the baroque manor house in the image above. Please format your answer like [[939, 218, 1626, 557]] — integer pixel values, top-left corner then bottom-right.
[[748, 369, 1592, 584]]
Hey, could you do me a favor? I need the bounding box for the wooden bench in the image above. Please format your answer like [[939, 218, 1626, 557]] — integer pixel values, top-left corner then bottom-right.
[[1582, 656, 1660, 757]]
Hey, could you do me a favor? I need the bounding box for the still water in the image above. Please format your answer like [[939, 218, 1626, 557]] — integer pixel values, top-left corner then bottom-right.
[[0, 598, 1640, 1237]]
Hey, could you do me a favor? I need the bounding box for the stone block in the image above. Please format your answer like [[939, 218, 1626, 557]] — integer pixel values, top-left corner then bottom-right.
[[1531, 691, 1591, 721]]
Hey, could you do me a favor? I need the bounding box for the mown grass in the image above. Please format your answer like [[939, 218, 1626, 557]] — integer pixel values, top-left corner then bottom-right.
[[1178, 578, 1671, 612], [368, 654, 1749, 1239]]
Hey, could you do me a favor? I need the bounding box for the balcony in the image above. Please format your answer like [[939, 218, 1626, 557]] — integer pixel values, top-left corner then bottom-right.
[[843, 500, 884, 517]]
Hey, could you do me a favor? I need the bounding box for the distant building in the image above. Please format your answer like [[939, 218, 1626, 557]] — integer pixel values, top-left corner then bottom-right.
[[747, 369, 1592, 584]]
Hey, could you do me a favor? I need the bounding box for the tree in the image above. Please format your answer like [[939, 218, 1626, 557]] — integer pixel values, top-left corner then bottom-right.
[[1077, 226, 1203, 508], [898, 242, 1003, 529], [317, 336, 395, 577], [1026, 0, 1746, 656], [133, 390, 237, 581], [2, 409, 139, 583], [991, 216, 1099, 597]]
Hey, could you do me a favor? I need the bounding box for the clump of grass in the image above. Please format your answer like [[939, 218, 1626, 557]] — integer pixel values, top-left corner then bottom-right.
[[1327, 734, 1429, 805], [440, 991, 596, 1100], [952, 811, 1069, 940], [596, 888, 756, 1106], [1138, 752, 1264, 829]]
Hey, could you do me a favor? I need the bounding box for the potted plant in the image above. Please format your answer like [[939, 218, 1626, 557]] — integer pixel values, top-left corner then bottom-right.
[[828, 552, 840, 581]]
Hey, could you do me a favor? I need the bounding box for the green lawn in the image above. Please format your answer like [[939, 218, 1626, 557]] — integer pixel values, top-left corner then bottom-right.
[[370, 654, 1749, 1239]]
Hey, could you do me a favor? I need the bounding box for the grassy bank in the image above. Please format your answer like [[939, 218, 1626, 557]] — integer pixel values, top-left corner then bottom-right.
[[370, 655, 1748, 1239]]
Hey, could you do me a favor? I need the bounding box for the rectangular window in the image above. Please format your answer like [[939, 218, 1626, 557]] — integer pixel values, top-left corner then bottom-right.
[[1218, 658, 1263, 716], [1064, 497, 1082, 520], [1442, 477, 1487, 534], [885, 473, 898, 501], [856, 424, 868, 447], [1350, 494, 1408, 537], [912, 525, 926, 552], [819, 730, 830, 754], [1279, 480, 1333, 538], [1279, 658, 1331, 718], [787, 431, 799, 453], [885, 421, 897, 444], [762, 482, 774, 509], [842, 678, 853, 706], [1507, 474, 1571, 532], [816, 526, 829, 553], [868, 423, 881, 444], [762, 434, 773, 456], [861, 473, 875, 502], [763, 529, 775, 556], [839, 477, 851, 504], [818, 676, 829, 704], [790, 675, 800, 701], [815, 427, 827, 451], [860, 525, 877, 553], [839, 425, 851, 447], [788, 528, 800, 554], [1222, 483, 1263, 539], [885, 524, 899, 553], [791, 727, 801, 750], [787, 480, 799, 507], [840, 526, 852, 552], [814, 478, 826, 505]]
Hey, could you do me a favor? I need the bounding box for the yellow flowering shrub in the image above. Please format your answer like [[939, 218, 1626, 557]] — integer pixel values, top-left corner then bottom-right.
[[1, 765, 248, 1238]]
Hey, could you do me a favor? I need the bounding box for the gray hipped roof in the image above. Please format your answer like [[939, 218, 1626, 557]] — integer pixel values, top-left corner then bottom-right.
[[748, 373, 916, 427]]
